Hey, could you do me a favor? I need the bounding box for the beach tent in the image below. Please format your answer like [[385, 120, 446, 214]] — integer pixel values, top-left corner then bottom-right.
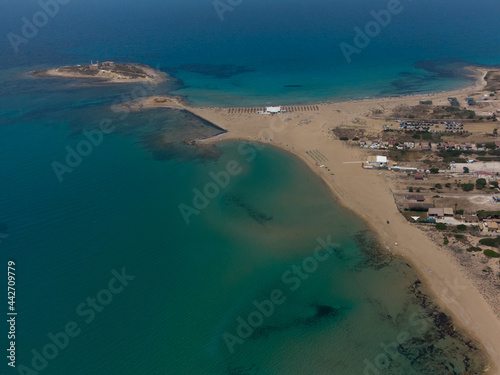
[[266, 106, 281, 114]]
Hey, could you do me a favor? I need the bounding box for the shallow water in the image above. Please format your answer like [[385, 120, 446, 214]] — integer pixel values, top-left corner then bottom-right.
[[0, 0, 497, 373]]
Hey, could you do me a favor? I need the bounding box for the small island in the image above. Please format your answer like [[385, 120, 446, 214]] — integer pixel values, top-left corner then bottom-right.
[[32, 61, 167, 85]]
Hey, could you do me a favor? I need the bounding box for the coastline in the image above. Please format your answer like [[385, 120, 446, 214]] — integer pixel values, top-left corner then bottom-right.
[[130, 65, 500, 373]]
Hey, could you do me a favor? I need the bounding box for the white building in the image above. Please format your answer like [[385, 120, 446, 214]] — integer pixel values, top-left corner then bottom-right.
[[266, 106, 282, 114], [367, 156, 388, 167]]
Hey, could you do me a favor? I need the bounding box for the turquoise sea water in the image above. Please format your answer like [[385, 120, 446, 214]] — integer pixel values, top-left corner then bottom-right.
[[1, 0, 498, 373]]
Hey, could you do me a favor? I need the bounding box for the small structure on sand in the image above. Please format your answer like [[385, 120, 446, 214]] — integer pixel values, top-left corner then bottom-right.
[[265, 106, 282, 114], [428, 208, 444, 218], [366, 156, 388, 168]]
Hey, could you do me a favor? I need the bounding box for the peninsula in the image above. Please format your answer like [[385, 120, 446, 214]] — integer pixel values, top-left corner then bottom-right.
[[124, 66, 500, 373]]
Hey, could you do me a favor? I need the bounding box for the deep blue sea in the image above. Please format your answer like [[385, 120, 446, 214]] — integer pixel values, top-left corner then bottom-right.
[[0, 0, 498, 374]]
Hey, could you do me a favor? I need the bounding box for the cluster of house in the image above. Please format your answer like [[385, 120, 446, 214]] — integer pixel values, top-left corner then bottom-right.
[[359, 140, 415, 150], [360, 140, 500, 152], [438, 142, 473, 151], [395, 120, 468, 134]]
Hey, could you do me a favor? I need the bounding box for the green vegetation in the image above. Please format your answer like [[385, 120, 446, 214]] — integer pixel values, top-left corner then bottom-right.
[[456, 224, 467, 231], [435, 223, 447, 230], [408, 187, 413, 192], [477, 211, 500, 220], [443, 106, 476, 119], [429, 168, 439, 174], [435, 183, 442, 189], [461, 183, 474, 192], [422, 132, 442, 142], [485, 142, 497, 150], [466, 246, 482, 252], [437, 150, 466, 163], [443, 237, 449, 245], [478, 236, 500, 247], [463, 167, 470, 173], [409, 207, 429, 212], [484, 249, 500, 258], [490, 181, 499, 188], [454, 234, 465, 240], [412, 134, 421, 139], [339, 137, 349, 141], [476, 157, 500, 162], [476, 178, 487, 189], [352, 137, 359, 141], [457, 210, 464, 215], [445, 183, 451, 188]]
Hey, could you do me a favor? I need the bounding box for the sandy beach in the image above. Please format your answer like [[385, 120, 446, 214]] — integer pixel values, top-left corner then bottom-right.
[[131, 66, 500, 373]]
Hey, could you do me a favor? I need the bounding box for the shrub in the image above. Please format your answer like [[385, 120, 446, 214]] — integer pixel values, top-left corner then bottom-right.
[[477, 211, 500, 220], [339, 137, 349, 141], [457, 225, 467, 231], [352, 137, 359, 141], [463, 167, 470, 173], [430, 168, 439, 174], [476, 178, 487, 189], [411, 207, 429, 212], [412, 134, 421, 139], [457, 210, 464, 215], [477, 157, 500, 162], [443, 237, 449, 245], [435, 223, 447, 230], [490, 181, 499, 188], [445, 183, 451, 188], [484, 249, 500, 258], [435, 183, 442, 189], [454, 234, 465, 240], [462, 183, 474, 192], [408, 187, 413, 192], [479, 237, 500, 247], [466, 246, 482, 252]]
